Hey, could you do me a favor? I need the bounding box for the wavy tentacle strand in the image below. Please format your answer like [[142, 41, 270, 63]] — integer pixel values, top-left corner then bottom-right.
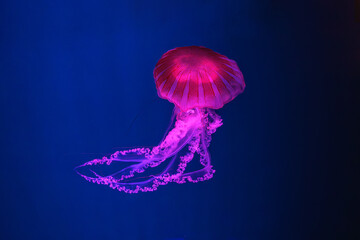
[[75, 108, 222, 193]]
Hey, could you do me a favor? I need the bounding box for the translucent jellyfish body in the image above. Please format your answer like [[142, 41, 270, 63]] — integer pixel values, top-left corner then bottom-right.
[[75, 46, 245, 193]]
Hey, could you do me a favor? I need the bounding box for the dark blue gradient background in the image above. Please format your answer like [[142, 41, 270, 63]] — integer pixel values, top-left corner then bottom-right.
[[0, 1, 358, 240]]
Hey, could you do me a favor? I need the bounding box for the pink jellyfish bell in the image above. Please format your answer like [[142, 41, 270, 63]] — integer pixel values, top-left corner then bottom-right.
[[75, 46, 245, 193], [155, 46, 244, 111]]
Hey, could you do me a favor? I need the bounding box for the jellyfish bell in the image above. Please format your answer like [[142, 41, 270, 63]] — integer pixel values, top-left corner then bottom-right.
[[75, 46, 245, 193], [154, 46, 245, 111]]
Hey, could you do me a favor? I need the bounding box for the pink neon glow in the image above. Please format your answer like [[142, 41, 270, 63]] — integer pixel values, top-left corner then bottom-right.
[[75, 46, 245, 193], [154, 46, 245, 111]]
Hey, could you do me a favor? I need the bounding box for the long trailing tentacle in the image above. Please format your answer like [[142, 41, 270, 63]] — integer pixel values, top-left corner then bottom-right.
[[164, 108, 223, 184], [75, 108, 222, 193], [75, 108, 203, 193]]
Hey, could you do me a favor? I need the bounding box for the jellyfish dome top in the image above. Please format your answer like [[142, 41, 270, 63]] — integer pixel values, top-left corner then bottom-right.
[[75, 46, 245, 193]]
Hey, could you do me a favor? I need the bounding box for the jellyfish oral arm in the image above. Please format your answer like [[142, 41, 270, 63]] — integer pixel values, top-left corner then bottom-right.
[[75, 108, 223, 193]]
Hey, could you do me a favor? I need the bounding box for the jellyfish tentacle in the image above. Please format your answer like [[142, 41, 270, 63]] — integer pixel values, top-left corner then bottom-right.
[[75, 108, 223, 193], [156, 127, 201, 184], [75, 108, 206, 193], [170, 108, 222, 184], [171, 132, 214, 184], [89, 153, 180, 194]]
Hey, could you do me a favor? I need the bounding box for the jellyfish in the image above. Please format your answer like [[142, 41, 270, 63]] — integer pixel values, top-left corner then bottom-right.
[[75, 46, 245, 193]]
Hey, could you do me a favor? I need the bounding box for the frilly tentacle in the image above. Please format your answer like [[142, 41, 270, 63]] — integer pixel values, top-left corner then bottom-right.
[[75, 108, 222, 193]]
